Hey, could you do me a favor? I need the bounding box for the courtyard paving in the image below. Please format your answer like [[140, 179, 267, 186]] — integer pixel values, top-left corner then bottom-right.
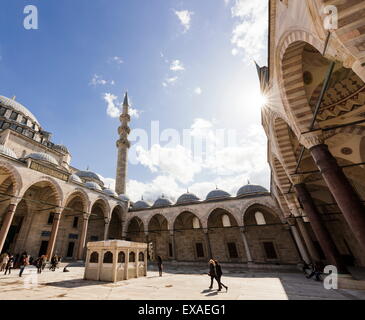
[[0, 265, 364, 300]]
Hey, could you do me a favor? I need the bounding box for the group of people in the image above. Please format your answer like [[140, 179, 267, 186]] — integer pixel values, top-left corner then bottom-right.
[[301, 260, 325, 281], [0, 252, 61, 276]]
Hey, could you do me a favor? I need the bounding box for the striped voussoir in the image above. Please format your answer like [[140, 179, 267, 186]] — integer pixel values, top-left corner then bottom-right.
[[273, 157, 292, 194]]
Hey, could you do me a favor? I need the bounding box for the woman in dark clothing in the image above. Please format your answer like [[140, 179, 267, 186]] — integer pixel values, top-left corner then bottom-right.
[[157, 256, 163, 277], [214, 260, 228, 292], [208, 259, 220, 290], [4, 255, 14, 275]]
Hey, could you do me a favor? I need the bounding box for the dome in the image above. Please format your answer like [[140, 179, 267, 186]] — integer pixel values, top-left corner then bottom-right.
[[70, 174, 82, 183], [176, 192, 200, 205], [0, 95, 40, 125], [153, 197, 172, 208], [0, 145, 17, 158], [237, 184, 268, 197], [132, 200, 151, 210], [85, 181, 102, 191], [54, 144, 69, 154], [24, 152, 58, 165], [75, 170, 102, 182], [206, 189, 231, 201], [118, 194, 130, 202], [103, 188, 118, 197]]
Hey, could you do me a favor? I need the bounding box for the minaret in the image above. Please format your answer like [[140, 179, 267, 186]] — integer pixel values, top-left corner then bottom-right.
[[115, 92, 131, 195]]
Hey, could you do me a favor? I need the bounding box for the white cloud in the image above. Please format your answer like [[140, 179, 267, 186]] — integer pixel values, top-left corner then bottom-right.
[[110, 56, 124, 64], [90, 74, 115, 86], [103, 93, 141, 119], [230, 0, 268, 64], [170, 60, 185, 72], [194, 87, 202, 95], [162, 76, 178, 87], [174, 10, 194, 33]]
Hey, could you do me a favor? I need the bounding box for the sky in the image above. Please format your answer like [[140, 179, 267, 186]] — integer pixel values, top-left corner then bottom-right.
[[0, 0, 270, 202]]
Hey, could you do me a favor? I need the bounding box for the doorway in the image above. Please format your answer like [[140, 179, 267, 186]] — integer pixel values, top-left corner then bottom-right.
[[66, 242, 75, 258], [38, 241, 48, 257]]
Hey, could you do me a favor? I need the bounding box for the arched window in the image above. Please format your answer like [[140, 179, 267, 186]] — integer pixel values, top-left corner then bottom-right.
[[129, 251, 135, 262], [139, 252, 144, 261], [118, 251, 125, 263], [192, 217, 200, 229], [255, 211, 266, 225], [90, 252, 99, 263], [222, 214, 231, 227], [103, 251, 113, 263]]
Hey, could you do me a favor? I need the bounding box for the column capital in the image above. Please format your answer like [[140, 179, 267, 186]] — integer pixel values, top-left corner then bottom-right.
[[299, 131, 324, 149], [104, 217, 110, 225], [290, 174, 306, 186], [53, 211, 62, 220], [169, 229, 174, 236], [287, 217, 296, 226], [240, 226, 247, 233], [83, 213, 90, 220]]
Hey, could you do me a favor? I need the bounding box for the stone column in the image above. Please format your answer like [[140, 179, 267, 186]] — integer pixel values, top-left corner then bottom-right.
[[124, 249, 129, 280], [204, 228, 213, 259], [240, 227, 253, 263], [0, 202, 17, 253], [169, 230, 176, 261], [103, 218, 110, 240], [301, 132, 365, 253], [77, 214, 89, 260], [46, 210, 62, 259], [296, 217, 321, 262], [292, 176, 347, 273], [287, 218, 310, 264]]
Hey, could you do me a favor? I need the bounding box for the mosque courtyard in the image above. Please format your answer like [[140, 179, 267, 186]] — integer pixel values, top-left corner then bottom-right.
[[0, 264, 364, 300]]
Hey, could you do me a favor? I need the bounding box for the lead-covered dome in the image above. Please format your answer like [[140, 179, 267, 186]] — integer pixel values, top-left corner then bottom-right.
[[206, 189, 231, 201], [24, 152, 58, 165], [103, 188, 118, 197], [176, 192, 200, 205], [75, 170, 101, 181], [0, 95, 40, 125], [132, 200, 151, 210], [54, 144, 69, 154], [0, 145, 17, 158], [118, 194, 130, 202], [237, 184, 268, 197], [70, 173, 82, 183], [153, 197, 172, 208], [85, 181, 102, 191]]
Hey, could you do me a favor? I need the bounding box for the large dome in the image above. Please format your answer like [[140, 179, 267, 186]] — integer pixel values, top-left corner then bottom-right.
[[75, 170, 102, 182], [0, 145, 17, 158], [70, 173, 82, 183], [153, 197, 172, 208], [24, 152, 58, 165], [85, 181, 102, 191], [206, 189, 231, 201], [118, 194, 130, 202], [132, 200, 151, 210], [176, 192, 200, 205], [103, 188, 118, 197], [0, 95, 40, 126], [237, 184, 268, 197]]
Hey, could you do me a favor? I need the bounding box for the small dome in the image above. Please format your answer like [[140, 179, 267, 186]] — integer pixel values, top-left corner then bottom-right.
[[24, 152, 58, 165], [132, 200, 151, 210], [103, 188, 118, 197], [206, 189, 231, 201], [118, 194, 130, 202], [153, 197, 172, 208], [85, 181, 102, 191], [70, 174, 82, 183], [176, 192, 200, 205], [54, 144, 69, 154], [0, 145, 17, 158], [75, 170, 101, 182], [237, 184, 268, 197], [0, 95, 40, 125]]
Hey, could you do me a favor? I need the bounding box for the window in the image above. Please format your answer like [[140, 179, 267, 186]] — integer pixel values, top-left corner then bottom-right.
[[118, 251, 125, 263], [168, 243, 173, 257], [16, 126, 23, 133], [21, 117, 27, 125], [263, 242, 278, 260], [0, 107, 6, 116], [90, 252, 99, 263], [9, 112, 18, 120], [195, 243, 204, 258], [139, 252, 144, 261], [73, 217, 79, 228], [47, 212, 55, 225], [2, 122, 9, 129], [129, 252, 135, 262], [192, 217, 200, 229], [255, 212, 266, 225], [68, 234, 78, 240], [103, 251, 113, 263], [227, 242, 238, 258], [222, 214, 231, 227]]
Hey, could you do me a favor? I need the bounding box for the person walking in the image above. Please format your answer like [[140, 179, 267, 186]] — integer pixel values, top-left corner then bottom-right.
[[19, 252, 29, 277], [41, 255, 47, 270], [214, 260, 228, 292], [4, 254, 14, 275], [157, 256, 163, 277], [208, 259, 220, 290], [36, 257, 43, 274], [0, 253, 8, 272], [306, 261, 323, 281]]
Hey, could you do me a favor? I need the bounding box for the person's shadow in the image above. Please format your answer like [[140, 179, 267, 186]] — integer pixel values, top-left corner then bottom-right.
[[200, 288, 219, 296]]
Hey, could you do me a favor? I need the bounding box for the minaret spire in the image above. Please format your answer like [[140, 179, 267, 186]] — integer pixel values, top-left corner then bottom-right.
[[115, 92, 131, 195]]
